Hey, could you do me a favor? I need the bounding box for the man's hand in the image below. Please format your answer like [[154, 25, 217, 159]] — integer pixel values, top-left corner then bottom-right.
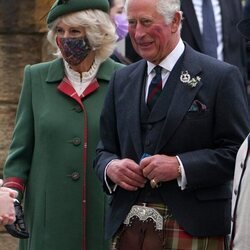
[[5, 200, 29, 239], [140, 154, 180, 184], [107, 159, 147, 191]]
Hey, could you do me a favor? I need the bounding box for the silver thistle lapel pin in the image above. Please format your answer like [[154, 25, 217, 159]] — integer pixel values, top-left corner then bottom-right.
[[180, 71, 201, 88]]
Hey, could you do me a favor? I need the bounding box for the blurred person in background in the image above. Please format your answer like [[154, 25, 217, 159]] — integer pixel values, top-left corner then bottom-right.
[[2, 0, 123, 249], [181, 0, 246, 77], [108, 0, 132, 64]]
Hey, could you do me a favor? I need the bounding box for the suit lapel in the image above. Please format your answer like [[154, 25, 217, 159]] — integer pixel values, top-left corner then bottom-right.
[[127, 61, 147, 159], [181, 0, 203, 51], [156, 44, 203, 152]]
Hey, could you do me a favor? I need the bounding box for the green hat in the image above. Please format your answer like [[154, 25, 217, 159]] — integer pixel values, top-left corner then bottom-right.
[[47, 0, 110, 24]]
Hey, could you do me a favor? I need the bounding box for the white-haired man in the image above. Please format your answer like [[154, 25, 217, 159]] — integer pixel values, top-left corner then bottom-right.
[[94, 0, 250, 249]]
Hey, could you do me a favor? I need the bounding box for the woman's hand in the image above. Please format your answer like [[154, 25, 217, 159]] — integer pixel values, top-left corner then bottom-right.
[[0, 179, 18, 225]]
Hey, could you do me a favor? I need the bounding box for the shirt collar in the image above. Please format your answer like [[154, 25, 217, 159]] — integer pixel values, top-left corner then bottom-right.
[[147, 39, 185, 75]]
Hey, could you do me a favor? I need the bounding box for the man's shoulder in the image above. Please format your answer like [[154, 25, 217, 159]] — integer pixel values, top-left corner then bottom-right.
[[115, 59, 146, 74]]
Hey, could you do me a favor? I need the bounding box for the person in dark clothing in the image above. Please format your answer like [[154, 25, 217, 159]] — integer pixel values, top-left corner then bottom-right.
[[94, 0, 250, 249]]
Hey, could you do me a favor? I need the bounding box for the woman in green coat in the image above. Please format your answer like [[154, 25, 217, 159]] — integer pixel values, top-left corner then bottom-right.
[[3, 0, 123, 249]]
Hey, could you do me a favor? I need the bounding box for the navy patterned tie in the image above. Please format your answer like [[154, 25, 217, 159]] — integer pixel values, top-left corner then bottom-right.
[[202, 0, 218, 58], [147, 66, 162, 110]]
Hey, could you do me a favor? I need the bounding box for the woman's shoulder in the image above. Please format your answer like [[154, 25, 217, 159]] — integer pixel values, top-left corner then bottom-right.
[[103, 57, 125, 70], [25, 58, 63, 72], [97, 58, 125, 81]]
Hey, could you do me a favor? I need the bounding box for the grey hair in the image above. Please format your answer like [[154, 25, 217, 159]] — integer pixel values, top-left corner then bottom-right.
[[156, 0, 181, 24], [47, 9, 117, 62], [125, 0, 182, 25]]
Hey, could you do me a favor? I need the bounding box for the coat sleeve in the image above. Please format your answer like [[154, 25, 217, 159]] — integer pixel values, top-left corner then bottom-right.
[[94, 71, 121, 194], [3, 65, 34, 200]]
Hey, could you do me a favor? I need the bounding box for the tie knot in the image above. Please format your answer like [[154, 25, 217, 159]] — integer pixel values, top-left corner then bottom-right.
[[154, 65, 162, 75]]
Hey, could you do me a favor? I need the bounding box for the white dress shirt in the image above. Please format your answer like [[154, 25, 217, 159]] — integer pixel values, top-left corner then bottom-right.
[[145, 39, 185, 100]]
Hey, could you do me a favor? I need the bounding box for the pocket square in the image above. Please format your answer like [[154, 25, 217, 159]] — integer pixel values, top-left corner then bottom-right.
[[188, 100, 207, 112]]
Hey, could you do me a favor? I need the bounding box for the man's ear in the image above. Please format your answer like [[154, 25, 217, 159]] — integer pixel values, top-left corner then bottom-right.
[[171, 11, 182, 33]]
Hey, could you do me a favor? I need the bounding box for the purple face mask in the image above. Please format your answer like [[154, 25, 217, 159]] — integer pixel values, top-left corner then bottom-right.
[[114, 13, 128, 41], [56, 36, 92, 66]]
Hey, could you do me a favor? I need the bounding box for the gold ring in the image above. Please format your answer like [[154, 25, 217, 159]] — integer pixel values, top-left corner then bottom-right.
[[150, 178, 158, 189]]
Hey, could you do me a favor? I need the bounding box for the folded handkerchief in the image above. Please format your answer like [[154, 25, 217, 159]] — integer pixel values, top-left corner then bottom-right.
[[188, 100, 207, 112]]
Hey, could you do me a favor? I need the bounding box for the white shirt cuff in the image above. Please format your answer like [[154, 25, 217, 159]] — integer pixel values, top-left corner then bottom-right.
[[176, 156, 187, 190], [104, 159, 118, 194]]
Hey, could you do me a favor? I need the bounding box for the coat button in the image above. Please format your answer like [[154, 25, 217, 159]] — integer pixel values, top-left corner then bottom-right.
[[71, 172, 80, 180], [72, 137, 81, 146], [240, 162, 244, 169]]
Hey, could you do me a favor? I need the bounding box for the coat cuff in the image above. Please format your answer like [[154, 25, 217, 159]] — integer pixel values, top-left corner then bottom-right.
[[3, 177, 25, 193]]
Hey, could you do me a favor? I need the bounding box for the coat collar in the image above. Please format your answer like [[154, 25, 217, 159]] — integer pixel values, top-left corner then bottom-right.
[[126, 60, 147, 158], [57, 77, 99, 108], [235, 134, 250, 170], [46, 58, 65, 83], [46, 57, 117, 84]]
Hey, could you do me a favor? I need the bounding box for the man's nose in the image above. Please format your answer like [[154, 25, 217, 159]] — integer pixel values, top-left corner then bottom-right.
[[134, 23, 145, 39]]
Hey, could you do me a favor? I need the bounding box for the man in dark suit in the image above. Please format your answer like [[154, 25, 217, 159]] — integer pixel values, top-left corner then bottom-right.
[[181, 0, 246, 80], [94, 0, 250, 249]]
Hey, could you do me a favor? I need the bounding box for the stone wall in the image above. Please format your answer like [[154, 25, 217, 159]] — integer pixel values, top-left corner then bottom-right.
[[0, 0, 54, 248]]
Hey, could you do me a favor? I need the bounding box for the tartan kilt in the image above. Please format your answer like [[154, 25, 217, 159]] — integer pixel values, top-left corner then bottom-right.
[[111, 203, 228, 250]]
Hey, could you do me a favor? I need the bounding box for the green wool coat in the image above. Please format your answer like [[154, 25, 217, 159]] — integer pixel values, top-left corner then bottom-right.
[[3, 58, 123, 250]]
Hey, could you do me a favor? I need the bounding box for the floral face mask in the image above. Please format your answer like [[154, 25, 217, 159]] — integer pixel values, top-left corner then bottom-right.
[[56, 36, 92, 66]]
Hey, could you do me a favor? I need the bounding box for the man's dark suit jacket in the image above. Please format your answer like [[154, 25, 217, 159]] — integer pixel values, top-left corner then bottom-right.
[[181, 0, 246, 79], [94, 44, 250, 240]]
